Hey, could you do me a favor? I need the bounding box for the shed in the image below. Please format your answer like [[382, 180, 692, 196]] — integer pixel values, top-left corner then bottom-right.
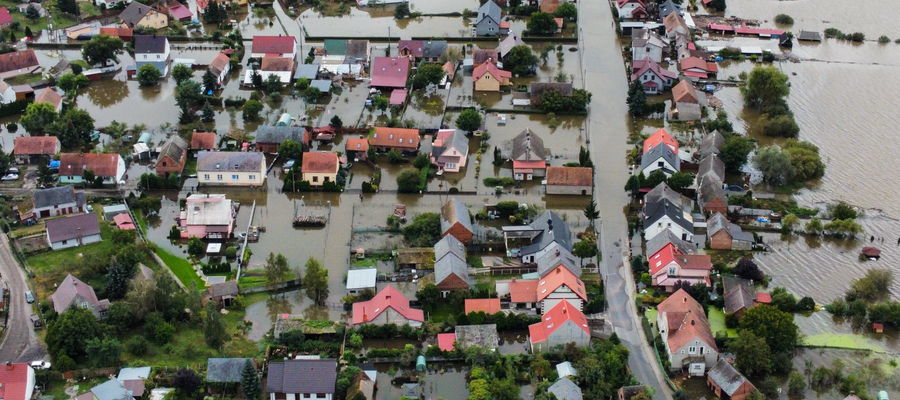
[[102, 204, 129, 220], [415, 355, 426, 371], [556, 361, 577, 378], [294, 64, 319, 80], [207, 358, 252, 383], [310, 79, 331, 93], [437, 333, 456, 351], [454, 324, 499, 350], [346, 268, 377, 294], [797, 30, 822, 42], [389, 89, 407, 105]]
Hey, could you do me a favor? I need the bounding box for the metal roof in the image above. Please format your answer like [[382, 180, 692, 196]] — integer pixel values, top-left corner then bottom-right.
[[346, 268, 377, 290]]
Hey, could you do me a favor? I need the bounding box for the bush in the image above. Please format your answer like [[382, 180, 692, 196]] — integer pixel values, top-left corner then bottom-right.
[[760, 113, 799, 137], [879, 35, 891, 43], [126, 336, 148, 356], [224, 246, 237, 258], [483, 177, 515, 187], [774, 14, 794, 25]]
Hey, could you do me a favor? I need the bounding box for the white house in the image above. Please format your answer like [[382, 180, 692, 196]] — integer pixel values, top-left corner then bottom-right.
[[0, 363, 35, 400], [631, 29, 668, 64], [208, 51, 232, 86], [346, 268, 377, 295], [643, 199, 694, 241], [243, 56, 294, 85], [537, 265, 587, 313], [45, 213, 102, 250], [656, 289, 718, 374], [639, 143, 680, 177], [0, 80, 16, 104], [615, 0, 647, 19], [134, 35, 170, 75], [197, 151, 267, 186], [529, 300, 590, 353], [32, 186, 86, 219], [631, 58, 677, 95], [266, 358, 337, 400], [502, 211, 572, 262], [57, 153, 127, 185]]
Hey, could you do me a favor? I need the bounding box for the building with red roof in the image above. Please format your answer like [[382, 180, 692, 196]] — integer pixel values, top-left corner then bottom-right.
[[464, 298, 501, 315], [648, 243, 712, 291], [397, 40, 425, 58], [345, 137, 369, 161], [642, 128, 678, 154], [437, 333, 456, 351], [13, 136, 60, 163], [631, 57, 677, 94], [301, 152, 339, 187], [208, 51, 232, 86], [191, 131, 217, 151], [168, 4, 192, 21], [113, 213, 136, 230], [529, 300, 590, 352], [679, 56, 718, 80], [368, 127, 420, 153], [755, 292, 771, 304], [0, 363, 35, 400], [250, 36, 297, 59], [473, 62, 511, 92], [656, 289, 718, 373], [370, 57, 410, 89], [352, 285, 424, 327], [58, 153, 126, 185], [508, 279, 539, 309], [99, 27, 133, 41], [0, 7, 12, 28], [537, 265, 587, 312], [389, 89, 407, 106], [544, 166, 593, 196]]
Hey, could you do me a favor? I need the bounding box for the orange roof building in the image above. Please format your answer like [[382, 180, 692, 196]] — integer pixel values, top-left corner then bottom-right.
[[528, 300, 590, 352], [301, 151, 339, 187], [473, 62, 512, 92], [545, 166, 592, 195], [642, 128, 678, 154], [368, 127, 420, 152], [656, 289, 719, 372], [190, 131, 217, 150], [464, 298, 501, 315]]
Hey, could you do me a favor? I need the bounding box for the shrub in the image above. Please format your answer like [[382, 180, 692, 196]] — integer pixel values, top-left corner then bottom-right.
[[879, 35, 891, 43], [774, 14, 793, 25], [483, 177, 515, 187], [126, 336, 148, 356]]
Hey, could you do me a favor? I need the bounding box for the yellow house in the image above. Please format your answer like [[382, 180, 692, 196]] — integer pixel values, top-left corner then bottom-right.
[[301, 152, 339, 187], [120, 2, 169, 30], [473, 62, 512, 92]]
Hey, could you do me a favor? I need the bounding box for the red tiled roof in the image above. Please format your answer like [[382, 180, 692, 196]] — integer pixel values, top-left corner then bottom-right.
[[540, 0, 561, 13], [528, 300, 588, 344], [471, 49, 499, 66], [437, 333, 456, 351], [113, 213, 136, 230], [345, 137, 369, 152], [509, 279, 538, 303], [370, 57, 410, 88], [389, 89, 407, 105], [472, 62, 511, 82], [755, 292, 771, 303], [707, 23, 734, 32], [352, 285, 424, 324], [631, 57, 677, 82], [251, 36, 295, 55], [58, 153, 121, 177], [0, 8, 11, 26], [671, 79, 700, 104], [657, 289, 718, 352], [0, 50, 39, 75], [0, 363, 31, 400], [642, 128, 678, 154], [545, 166, 592, 187], [35, 88, 62, 109], [369, 127, 420, 150], [734, 24, 784, 37], [301, 151, 339, 174], [13, 136, 59, 155], [536, 266, 587, 302], [616, 0, 645, 6], [512, 159, 546, 171], [99, 27, 133, 39], [261, 56, 294, 72], [209, 52, 230, 74], [191, 131, 216, 150], [679, 56, 718, 73], [169, 4, 192, 20], [397, 40, 424, 58], [465, 298, 501, 314]]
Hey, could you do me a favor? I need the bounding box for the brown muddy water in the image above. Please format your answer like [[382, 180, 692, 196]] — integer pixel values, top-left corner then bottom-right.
[[726, 0, 900, 39]]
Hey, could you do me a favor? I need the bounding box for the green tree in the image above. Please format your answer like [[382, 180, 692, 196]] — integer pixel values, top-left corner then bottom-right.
[[241, 360, 260, 399], [58, 0, 79, 14], [202, 69, 219, 91], [805, 217, 823, 234], [48, 108, 95, 149], [330, 115, 343, 129], [527, 11, 558, 34], [753, 145, 794, 186], [265, 252, 290, 286], [187, 237, 204, 257], [783, 139, 825, 181], [719, 135, 756, 172], [47, 307, 101, 360], [174, 368, 201, 396], [372, 95, 388, 113], [175, 80, 204, 111], [84, 337, 121, 367], [583, 199, 599, 229], [554, 2, 577, 19], [774, 14, 794, 25], [203, 302, 227, 348], [781, 213, 799, 232], [81, 35, 124, 66], [401, 212, 441, 246], [666, 172, 694, 191], [394, 2, 410, 18], [278, 139, 304, 160], [626, 80, 647, 116], [741, 66, 790, 112], [57, 73, 90, 97], [828, 202, 858, 220], [19, 102, 58, 133], [824, 219, 863, 238], [136, 64, 162, 86], [739, 304, 800, 353], [25, 5, 40, 20], [706, 0, 726, 12], [505, 45, 538, 76], [171, 64, 193, 84], [396, 168, 422, 193], [412, 63, 445, 89], [760, 114, 799, 138], [263, 74, 283, 93], [106, 263, 132, 300], [846, 269, 892, 303], [294, 78, 310, 90], [456, 108, 482, 132], [38, 163, 55, 186], [242, 99, 263, 120], [573, 239, 597, 263], [203, 0, 227, 23], [489, 379, 520, 400], [730, 330, 771, 377], [201, 101, 215, 122], [303, 258, 329, 305]]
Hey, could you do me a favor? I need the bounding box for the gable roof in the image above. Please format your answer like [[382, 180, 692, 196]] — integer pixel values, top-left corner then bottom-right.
[[261, 56, 294, 72], [0, 363, 31, 400], [536, 246, 580, 278], [645, 228, 697, 255], [207, 358, 252, 383], [643, 129, 678, 155], [723, 279, 755, 314], [546, 166, 592, 187], [521, 210, 573, 254], [191, 131, 217, 150], [471, 48, 499, 66], [679, 56, 718, 73], [266, 359, 337, 394], [14, 135, 59, 156], [645, 182, 692, 211], [643, 199, 693, 233], [699, 130, 725, 158], [440, 198, 473, 234], [657, 289, 717, 351], [423, 40, 448, 59], [465, 298, 501, 314], [370, 57, 410, 88], [548, 377, 583, 400], [640, 143, 680, 173], [434, 234, 466, 263], [434, 251, 469, 287], [631, 57, 677, 82], [537, 266, 587, 302], [708, 359, 755, 396], [345, 40, 370, 61], [90, 379, 131, 400], [658, 0, 679, 17], [510, 129, 546, 161], [632, 28, 668, 48], [35, 88, 63, 109], [345, 137, 369, 153], [369, 127, 420, 149], [431, 129, 468, 159], [0, 49, 39, 74], [197, 151, 264, 173], [119, 2, 156, 26], [672, 79, 700, 104], [352, 285, 424, 324], [134, 35, 168, 54], [473, 62, 511, 81], [255, 125, 309, 146], [708, 212, 754, 243], [99, 27, 133, 39], [301, 152, 339, 174], [158, 135, 188, 162], [698, 154, 725, 184], [663, 11, 688, 33], [51, 273, 102, 314], [168, 4, 192, 20], [33, 186, 80, 209], [528, 300, 589, 344], [58, 153, 121, 177], [251, 36, 296, 55], [208, 280, 239, 298], [477, 0, 501, 24], [397, 40, 425, 57], [294, 64, 319, 80]]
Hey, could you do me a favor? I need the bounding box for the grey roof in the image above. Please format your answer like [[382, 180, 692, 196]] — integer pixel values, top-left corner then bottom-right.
[[310, 79, 332, 93], [91, 379, 132, 400], [556, 362, 577, 378], [434, 234, 466, 263], [33, 186, 80, 209], [197, 151, 265, 173], [723, 280, 755, 314], [548, 377, 583, 400], [294, 64, 319, 80], [477, 0, 501, 25], [117, 367, 151, 381], [345, 40, 369, 63], [440, 198, 473, 234], [255, 125, 307, 145], [208, 281, 239, 298], [266, 359, 337, 394], [698, 178, 727, 212], [646, 228, 697, 255], [498, 34, 525, 58], [435, 251, 469, 286], [797, 30, 822, 41], [658, 0, 680, 18], [454, 324, 499, 349], [521, 211, 573, 255], [707, 212, 753, 243], [133, 35, 167, 54], [51, 274, 102, 314], [347, 268, 377, 290], [120, 2, 156, 26], [708, 359, 754, 396], [423, 41, 448, 59], [159, 135, 188, 162], [644, 182, 692, 211], [698, 154, 725, 184], [431, 130, 469, 159], [46, 213, 101, 243], [699, 130, 725, 158], [643, 199, 693, 233], [536, 245, 580, 278], [640, 143, 680, 173], [530, 82, 574, 100], [207, 358, 252, 383], [510, 129, 546, 161]]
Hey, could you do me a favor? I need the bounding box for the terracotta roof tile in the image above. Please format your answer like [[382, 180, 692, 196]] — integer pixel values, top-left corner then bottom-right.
[[545, 166, 592, 187], [301, 151, 338, 174]]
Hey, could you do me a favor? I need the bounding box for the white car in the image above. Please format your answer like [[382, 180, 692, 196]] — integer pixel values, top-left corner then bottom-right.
[[30, 360, 51, 370], [1, 173, 18, 181]]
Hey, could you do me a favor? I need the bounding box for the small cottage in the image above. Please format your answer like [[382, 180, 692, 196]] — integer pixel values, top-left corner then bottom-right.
[[301, 151, 339, 187], [155, 136, 188, 177], [440, 198, 474, 244], [545, 166, 592, 196]]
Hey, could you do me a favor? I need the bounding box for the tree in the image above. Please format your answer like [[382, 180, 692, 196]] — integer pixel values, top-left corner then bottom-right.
[[174, 368, 201, 396], [734, 258, 765, 281], [753, 145, 794, 186], [263, 74, 283, 93], [38, 163, 55, 186], [295, 78, 310, 90], [706, 0, 725, 12], [19, 102, 58, 133], [401, 212, 441, 246], [823, 219, 862, 238], [730, 330, 772, 377], [171, 64, 193, 84], [489, 379, 520, 400], [201, 101, 215, 122], [265, 252, 290, 285], [774, 14, 794, 25], [846, 269, 892, 303], [106, 264, 132, 300], [573, 239, 597, 263], [203, 0, 227, 23], [527, 12, 558, 35], [187, 237, 204, 257], [397, 168, 422, 193], [48, 108, 95, 149], [278, 139, 304, 160], [783, 140, 825, 181], [412, 63, 445, 89], [394, 2, 410, 18], [828, 202, 857, 220], [719, 135, 756, 172], [84, 337, 121, 367], [372, 95, 388, 113], [82, 35, 125, 66], [741, 66, 790, 112], [805, 217, 823, 234], [136, 64, 162, 86], [241, 360, 260, 399], [739, 304, 799, 353], [626, 80, 647, 116], [46, 307, 101, 360], [781, 213, 799, 232], [760, 114, 799, 138], [583, 199, 599, 229], [175, 80, 204, 111], [303, 258, 329, 305], [505, 45, 538, 76], [57, 73, 90, 97], [456, 108, 482, 132], [203, 302, 227, 348], [554, 2, 577, 19], [666, 172, 694, 191], [243, 99, 263, 120], [202, 70, 219, 92], [330, 115, 343, 129], [25, 5, 40, 20]]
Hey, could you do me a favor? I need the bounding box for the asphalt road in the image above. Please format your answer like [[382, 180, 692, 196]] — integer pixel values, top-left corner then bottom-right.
[[578, 1, 673, 398], [0, 232, 47, 363]]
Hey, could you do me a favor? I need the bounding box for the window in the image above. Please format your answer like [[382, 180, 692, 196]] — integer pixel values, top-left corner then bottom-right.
[[156, 55, 160, 59], [668, 266, 676, 275], [324, 177, 330, 182], [657, 161, 664, 167], [232, 175, 239, 180], [699, 347, 705, 354], [249, 175, 256, 180], [62, 240, 67, 245], [313, 176, 319, 182], [688, 346, 696, 354], [217, 174, 223, 180], [203, 174, 209, 180], [317, 394, 326, 399], [162, 161, 167, 167]]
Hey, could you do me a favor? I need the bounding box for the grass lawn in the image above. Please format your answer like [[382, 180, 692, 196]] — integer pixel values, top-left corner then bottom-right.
[[706, 306, 738, 338], [133, 209, 149, 234], [238, 274, 268, 290], [643, 308, 659, 337], [429, 303, 456, 323], [802, 334, 885, 353], [154, 246, 205, 290], [9, 222, 46, 239]]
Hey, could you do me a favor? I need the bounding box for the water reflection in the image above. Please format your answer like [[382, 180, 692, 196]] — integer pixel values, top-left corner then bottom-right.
[[83, 80, 130, 107]]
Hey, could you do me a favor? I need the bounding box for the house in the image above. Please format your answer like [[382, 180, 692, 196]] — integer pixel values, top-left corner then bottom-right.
[[113, 213, 136, 230], [656, 289, 718, 373], [708, 213, 753, 250], [368, 127, 420, 154], [530, 82, 573, 106], [430, 129, 469, 173], [167, 3, 191, 20], [441, 198, 473, 244], [707, 360, 757, 400], [119, 2, 168, 30], [255, 125, 309, 153], [0, 363, 35, 400], [397, 40, 424, 59], [352, 285, 425, 327], [646, 228, 697, 256], [640, 143, 680, 177], [631, 57, 677, 94], [663, 11, 689, 39], [102, 204, 129, 221], [642, 128, 678, 155], [529, 300, 590, 352], [499, 33, 526, 60], [471, 48, 499, 68], [370, 57, 410, 89], [475, 0, 502, 36], [643, 199, 694, 241], [670, 79, 706, 121], [473, 62, 511, 92], [294, 64, 319, 81], [464, 298, 501, 314], [208, 52, 232, 86], [389, 89, 407, 106], [245, 56, 295, 84], [455, 324, 499, 350], [134, 35, 170, 75], [504, 210, 573, 262], [699, 130, 725, 159], [631, 29, 668, 63], [206, 281, 239, 306], [191, 131, 217, 151], [616, 0, 647, 19], [723, 276, 756, 316], [507, 279, 539, 310], [178, 194, 235, 239], [58, 153, 126, 185], [0, 50, 40, 79], [658, 0, 680, 18], [266, 358, 337, 400], [13, 136, 59, 163], [537, 265, 587, 312], [679, 56, 718, 80], [644, 182, 692, 211], [545, 166, 592, 196], [207, 358, 253, 383], [250, 35, 297, 59], [797, 30, 822, 42], [548, 377, 583, 400], [434, 234, 470, 293], [116, 367, 150, 399], [346, 268, 377, 295], [32, 186, 85, 219], [34, 88, 63, 112], [99, 27, 133, 42], [509, 129, 547, 180], [556, 361, 577, 378], [422, 40, 448, 62], [81, 379, 132, 400], [697, 157, 727, 215], [301, 152, 339, 187], [345, 137, 369, 161], [155, 136, 188, 176], [51, 274, 109, 316], [697, 153, 725, 187], [197, 151, 266, 186], [536, 245, 580, 278], [45, 213, 101, 251], [648, 242, 712, 290]]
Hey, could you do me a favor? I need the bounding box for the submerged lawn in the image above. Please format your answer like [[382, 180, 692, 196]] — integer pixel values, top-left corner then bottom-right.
[[802, 334, 885, 353]]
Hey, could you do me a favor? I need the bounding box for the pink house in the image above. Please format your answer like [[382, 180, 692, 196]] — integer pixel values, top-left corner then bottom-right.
[[178, 194, 236, 239], [430, 129, 469, 172], [648, 243, 712, 291]]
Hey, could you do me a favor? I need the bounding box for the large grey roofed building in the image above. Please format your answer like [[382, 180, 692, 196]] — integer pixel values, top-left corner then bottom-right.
[[197, 151, 265, 173], [640, 143, 680, 173], [134, 35, 168, 54], [33, 186, 84, 210], [520, 210, 573, 255], [266, 359, 337, 395], [45, 213, 101, 243]]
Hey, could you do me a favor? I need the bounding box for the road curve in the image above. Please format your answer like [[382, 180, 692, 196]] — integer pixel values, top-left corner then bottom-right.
[[0, 232, 47, 363]]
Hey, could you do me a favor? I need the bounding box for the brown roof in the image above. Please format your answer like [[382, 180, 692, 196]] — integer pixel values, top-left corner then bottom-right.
[[209, 52, 230, 75], [0, 49, 39, 74], [35, 88, 63, 108], [261, 56, 294, 72], [301, 151, 339, 174], [58, 153, 121, 177], [45, 213, 101, 244], [472, 49, 499, 66], [345, 137, 369, 152], [657, 289, 717, 352], [545, 166, 592, 186], [540, 0, 561, 13], [191, 131, 217, 150], [369, 127, 420, 150], [13, 136, 59, 155], [209, 280, 239, 298], [671, 79, 699, 104]]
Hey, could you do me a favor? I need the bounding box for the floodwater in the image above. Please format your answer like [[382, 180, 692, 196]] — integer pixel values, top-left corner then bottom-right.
[[726, 0, 900, 39]]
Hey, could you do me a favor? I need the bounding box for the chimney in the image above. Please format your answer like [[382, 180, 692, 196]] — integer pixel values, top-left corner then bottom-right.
[[556, 268, 561, 274], [690, 319, 695, 326]]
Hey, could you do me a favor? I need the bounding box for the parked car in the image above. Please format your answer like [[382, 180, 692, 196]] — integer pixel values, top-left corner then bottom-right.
[[6, 167, 19, 174], [30, 360, 51, 370], [1, 173, 19, 181], [25, 290, 35, 303]]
